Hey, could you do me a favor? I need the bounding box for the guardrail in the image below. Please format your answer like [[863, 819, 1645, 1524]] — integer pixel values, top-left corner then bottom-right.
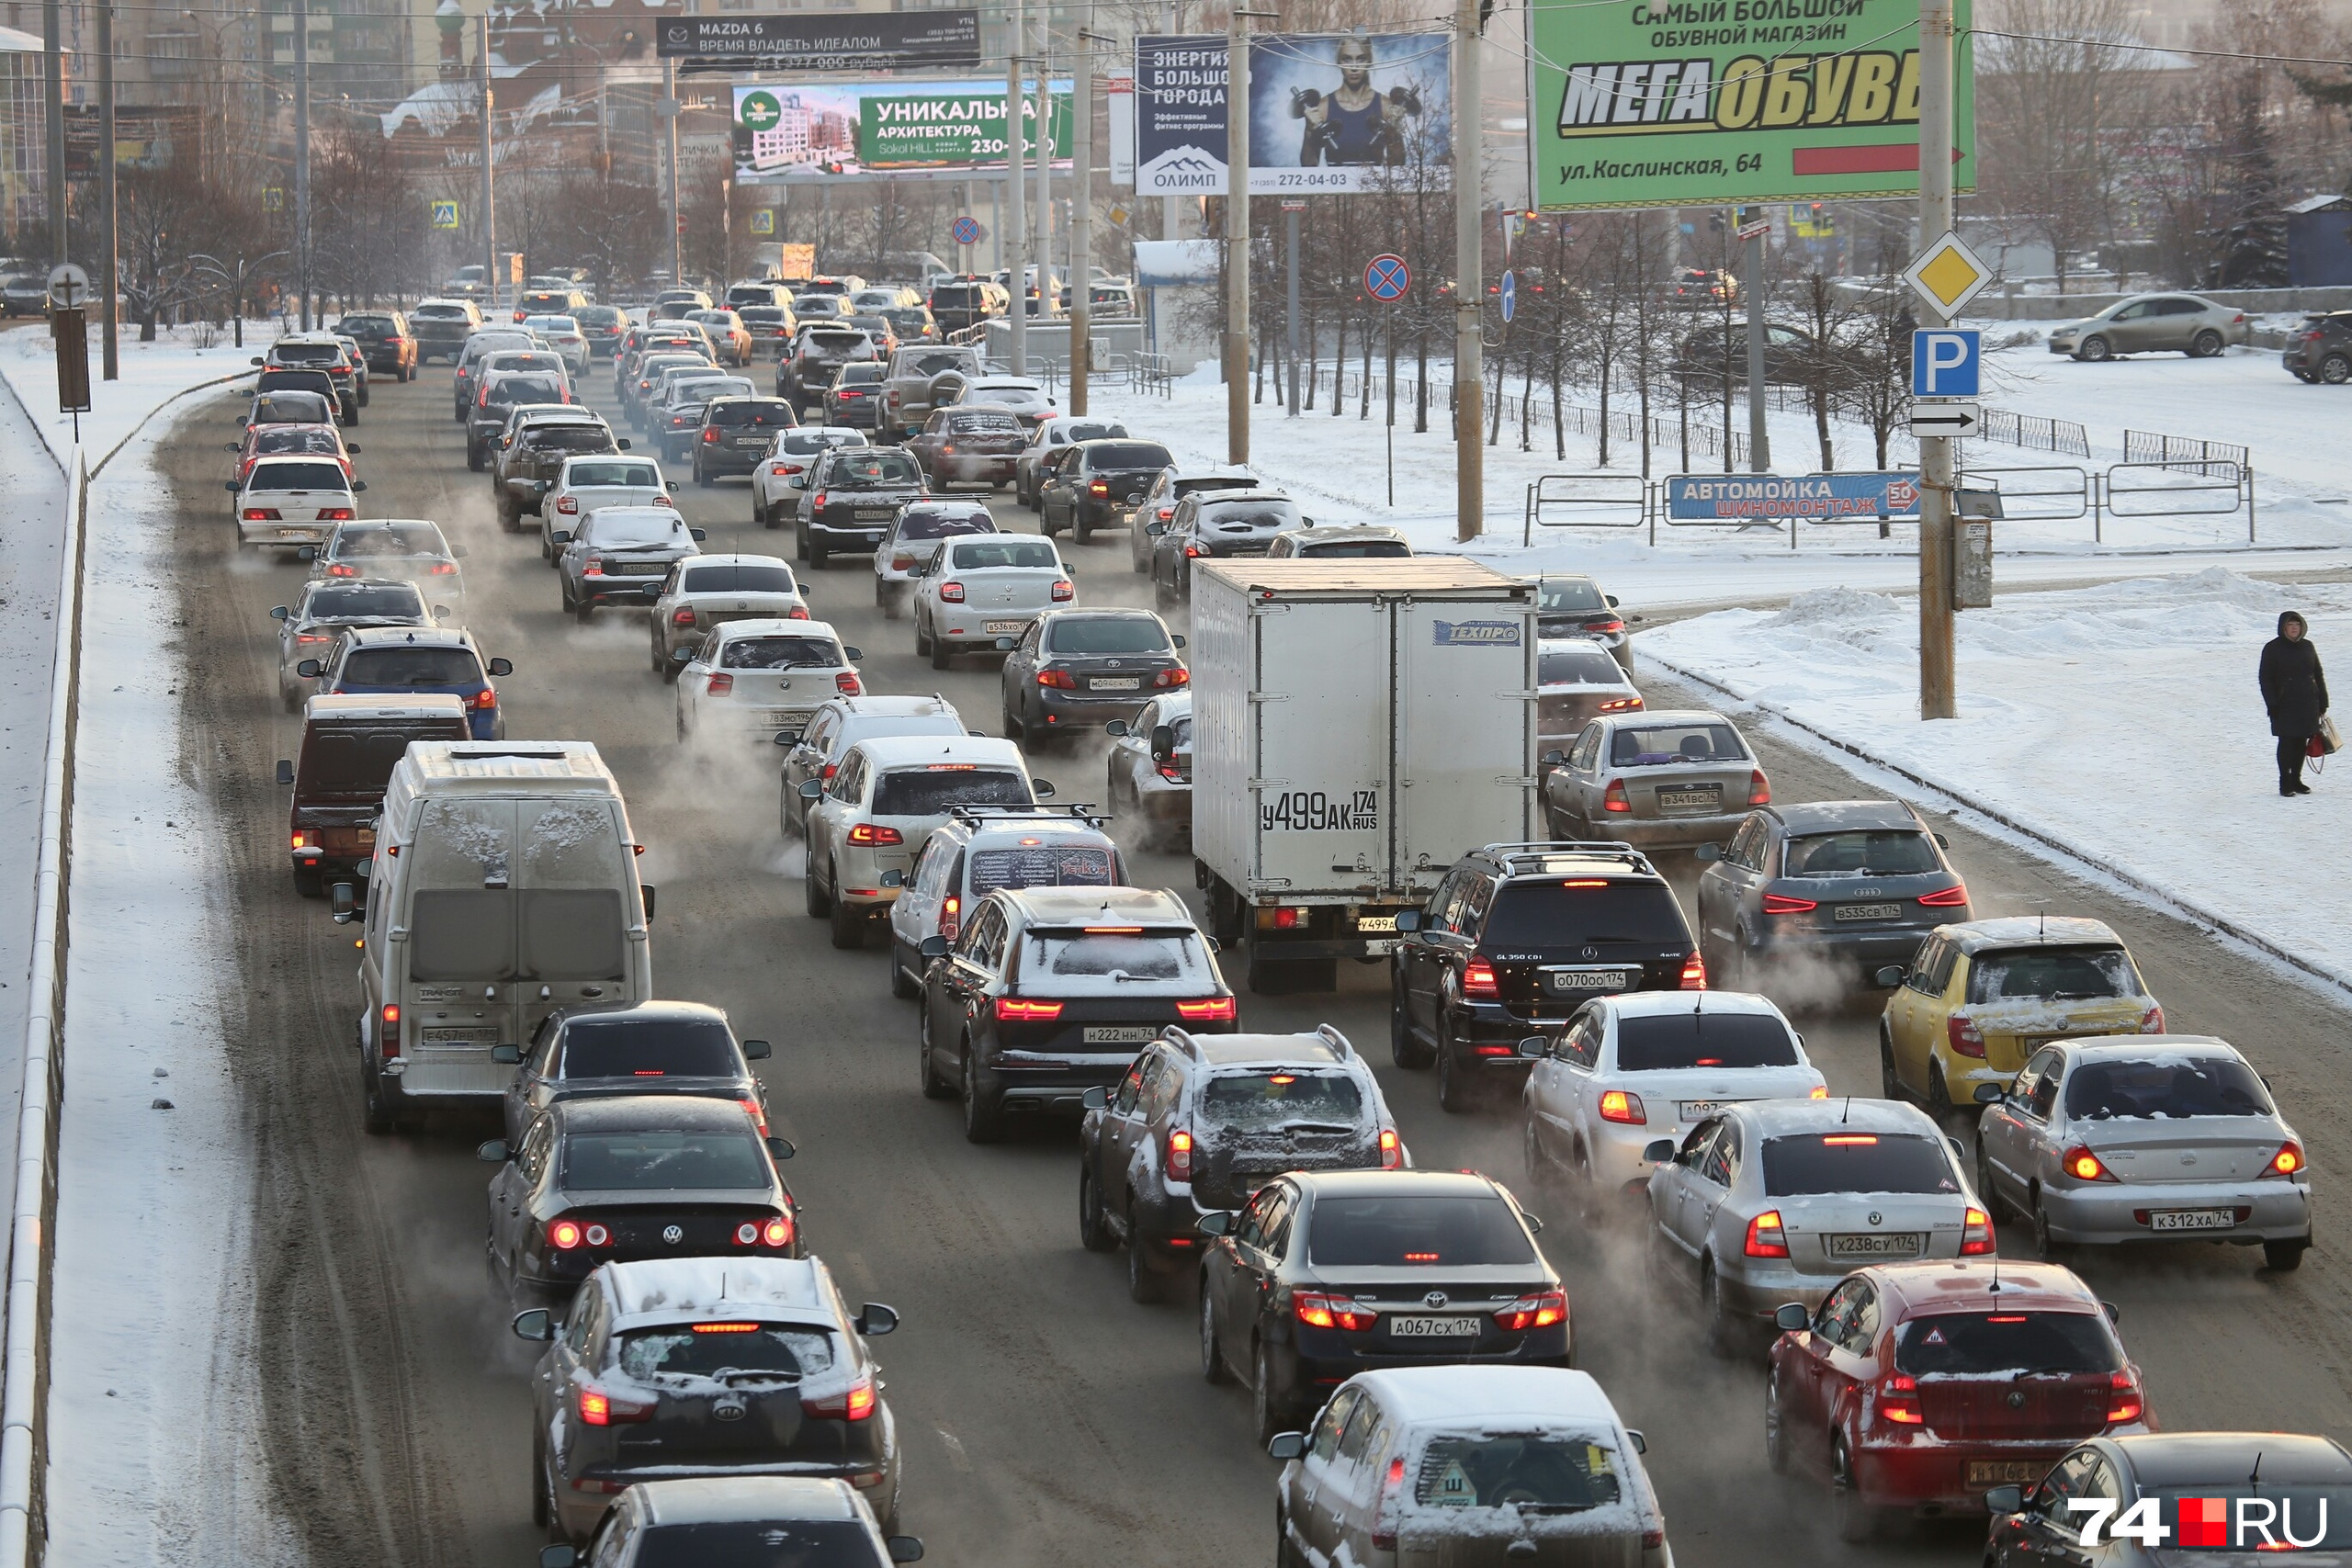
[[2124, 429, 2250, 474], [1522, 474, 1651, 544], [1978, 408, 2092, 458], [1, 447, 84, 1568]]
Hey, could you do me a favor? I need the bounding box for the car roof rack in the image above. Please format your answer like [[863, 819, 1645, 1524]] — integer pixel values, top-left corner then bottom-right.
[[944, 802, 1109, 829], [1475, 840, 1655, 875]]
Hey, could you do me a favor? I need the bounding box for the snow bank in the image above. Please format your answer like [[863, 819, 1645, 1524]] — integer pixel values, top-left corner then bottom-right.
[[1640, 567, 2352, 991], [0, 320, 282, 472]]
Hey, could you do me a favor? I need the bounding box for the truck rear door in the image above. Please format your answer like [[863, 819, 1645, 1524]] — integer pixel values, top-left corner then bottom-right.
[[1250, 599, 1389, 895], [1392, 597, 1536, 896]]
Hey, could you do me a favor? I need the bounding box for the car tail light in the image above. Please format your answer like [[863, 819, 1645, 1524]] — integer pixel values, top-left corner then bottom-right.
[[556, 497, 578, 514], [1379, 1127, 1401, 1168], [427, 562, 457, 575], [1745, 1210, 1789, 1258], [939, 581, 965, 603], [1174, 996, 1236, 1021], [1598, 1089, 1645, 1124], [325, 563, 358, 578], [577, 1384, 654, 1426], [763, 1215, 793, 1247], [1588, 618, 1625, 634], [2139, 1004, 2165, 1033], [1090, 479, 1109, 495], [1747, 769, 1772, 806], [582, 557, 605, 577], [788, 606, 808, 620], [478, 387, 491, 407], [1292, 1290, 1375, 1331], [820, 762, 839, 781], [1679, 952, 1707, 989], [1762, 892, 1816, 915], [2063, 1145, 2118, 1181], [2265, 1141, 2304, 1178], [1037, 667, 1078, 689], [783, 463, 806, 476], [243, 508, 281, 521], [321, 507, 355, 522], [513, 310, 526, 322], [1154, 668, 1190, 688], [379, 1002, 401, 1057], [1158, 761, 1185, 783], [892, 553, 917, 571], [1462, 957, 1499, 998], [1051, 579, 1075, 602], [1494, 1290, 1566, 1332], [1947, 1014, 1986, 1058], [802, 1374, 876, 1422], [1602, 778, 1631, 813], [673, 608, 697, 626], [1877, 1373, 1924, 1425], [1183, 543, 1204, 558], [994, 997, 1063, 1022], [290, 831, 311, 850], [1917, 885, 1970, 908], [736, 1097, 768, 1134], [583, 1224, 610, 1247], [2107, 1371, 2144, 1425], [811, 491, 828, 509], [1373, 1456, 1406, 1550], [474, 689, 497, 712], [707, 672, 734, 696], [702, 428, 719, 444], [938, 896, 960, 941], [834, 671, 862, 695], [1961, 1206, 1996, 1255], [548, 1219, 584, 1250], [846, 823, 904, 846], [735, 1222, 760, 1244], [1165, 1128, 1195, 1181], [296, 633, 331, 645], [1598, 695, 1642, 711]]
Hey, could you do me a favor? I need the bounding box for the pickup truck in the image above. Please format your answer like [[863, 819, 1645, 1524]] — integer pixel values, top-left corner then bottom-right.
[[880, 345, 987, 440]]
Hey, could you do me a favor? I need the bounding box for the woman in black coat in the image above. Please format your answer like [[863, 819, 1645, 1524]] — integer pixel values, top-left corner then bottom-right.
[[2260, 610, 2328, 796]]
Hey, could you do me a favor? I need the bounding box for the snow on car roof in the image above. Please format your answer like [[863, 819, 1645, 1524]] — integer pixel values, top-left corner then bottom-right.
[[2060, 1032, 2239, 1063], [1941, 915, 2121, 953], [711, 617, 842, 645], [847, 734, 1024, 770], [999, 885, 1191, 925], [1351, 1365, 1625, 1430], [1602, 990, 1786, 1021], [605, 1256, 830, 1321], [1735, 1097, 1940, 1134]]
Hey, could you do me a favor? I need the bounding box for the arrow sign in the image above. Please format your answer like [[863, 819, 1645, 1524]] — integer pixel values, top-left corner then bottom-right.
[[1908, 402, 1984, 438]]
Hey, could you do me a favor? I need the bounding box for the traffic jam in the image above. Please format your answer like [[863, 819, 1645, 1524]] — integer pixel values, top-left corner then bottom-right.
[[228, 287, 2341, 1568]]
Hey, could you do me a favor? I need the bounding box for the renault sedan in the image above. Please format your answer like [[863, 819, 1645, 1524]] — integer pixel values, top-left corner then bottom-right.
[[674, 620, 862, 744]]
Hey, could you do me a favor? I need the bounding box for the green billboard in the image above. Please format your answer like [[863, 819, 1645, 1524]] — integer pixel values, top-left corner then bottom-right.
[[857, 87, 1072, 170], [1526, 0, 1973, 211]]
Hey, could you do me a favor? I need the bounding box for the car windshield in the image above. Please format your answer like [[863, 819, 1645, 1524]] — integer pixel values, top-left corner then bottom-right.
[[1046, 617, 1170, 655], [307, 583, 424, 619], [560, 1017, 741, 1078], [871, 766, 1031, 815], [567, 461, 661, 489], [1894, 1312, 2124, 1377], [1306, 1195, 1535, 1267], [682, 564, 797, 594], [948, 412, 1022, 434], [1413, 1436, 1622, 1513], [560, 1129, 770, 1190], [1087, 443, 1173, 470], [616, 1326, 836, 1384], [1613, 1012, 1800, 1070], [631, 1521, 884, 1568], [1969, 946, 2142, 1003], [1759, 1133, 1960, 1196], [1539, 646, 1626, 685], [1538, 578, 1608, 613], [1484, 882, 1691, 946], [1608, 722, 1747, 766], [967, 843, 1114, 894], [708, 400, 797, 427], [949, 538, 1057, 570], [341, 647, 481, 687], [2130, 1489, 2352, 1552], [2064, 1055, 2273, 1120], [1023, 929, 1204, 982], [720, 637, 840, 671], [1200, 501, 1302, 531], [1783, 829, 1939, 876], [250, 461, 348, 491], [897, 510, 994, 542], [1199, 1071, 1363, 1134], [489, 377, 562, 405], [828, 453, 922, 488], [592, 512, 687, 547], [332, 525, 445, 558]]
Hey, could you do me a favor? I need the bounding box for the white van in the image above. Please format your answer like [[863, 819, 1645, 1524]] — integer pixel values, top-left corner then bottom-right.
[[332, 741, 653, 1134]]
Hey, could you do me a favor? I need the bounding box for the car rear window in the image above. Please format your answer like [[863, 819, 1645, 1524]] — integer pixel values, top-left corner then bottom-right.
[[738, 308, 787, 326], [275, 343, 342, 365], [1413, 1436, 1621, 1512], [947, 411, 1022, 434], [1894, 1311, 2123, 1377], [413, 304, 470, 320], [342, 647, 481, 686], [967, 844, 1114, 894], [576, 307, 624, 327], [1300, 538, 1410, 558], [617, 1325, 835, 1383], [1023, 928, 1204, 982], [830, 453, 923, 487], [485, 354, 564, 375], [673, 378, 752, 404], [1200, 500, 1302, 530], [838, 364, 885, 384], [308, 583, 424, 619], [1613, 1012, 1800, 1070], [632, 1521, 882, 1568], [719, 637, 840, 671], [254, 427, 342, 457], [1608, 722, 1747, 766], [1199, 1071, 1363, 1134], [338, 316, 396, 335], [1046, 617, 1170, 655], [904, 351, 975, 376], [252, 395, 334, 423], [1087, 442, 1172, 469], [1483, 881, 1692, 946], [808, 330, 868, 352], [560, 1129, 770, 1190], [949, 538, 1057, 570], [560, 1018, 741, 1078], [931, 285, 982, 306], [490, 377, 563, 404], [707, 400, 797, 427], [1306, 1195, 1535, 1267], [2063, 1055, 2271, 1120], [298, 721, 455, 797], [1539, 577, 1608, 613], [897, 509, 995, 542], [567, 461, 660, 489], [871, 766, 1031, 816], [1539, 646, 1624, 684], [249, 461, 348, 491], [1783, 829, 1938, 877], [591, 511, 689, 546], [526, 426, 614, 453], [1759, 1133, 1960, 1197], [1968, 946, 2141, 1004], [681, 564, 797, 594], [333, 525, 446, 558]]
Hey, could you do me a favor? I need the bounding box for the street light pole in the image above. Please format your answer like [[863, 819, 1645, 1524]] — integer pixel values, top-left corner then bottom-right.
[[1225, 9, 1276, 466], [480, 17, 498, 310], [1007, 0, 1027, 377], [663, 57, 681, 288], [1917, 0, 1957, 719], [295, 0, 311, 329], [1071, 28, 1099, 414], [1453, 0, 1484, 540], [98, 0, 117, 376], [41, 0, 64, 267]]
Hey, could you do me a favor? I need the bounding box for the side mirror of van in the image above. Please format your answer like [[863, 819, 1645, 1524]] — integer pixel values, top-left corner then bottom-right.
[[639, 885, 657, 921], [1103, 719, 1130, 739], [488, 658, 514, 677], [689, 527, 708, 542], [491, 1044, 522, 1065], [511, 1308, 556, 1342], [741, 1039, 772, 1060], [269, 604, 289, 621], [329, 882, 358, 923], [277, 760, 294, 786], [764, 1135, 796, 1161], [1031, 778, 1056, 799], [919, 936, 950, 959], [477, 1139, 511, 1163], [879, 869, 904, 887]]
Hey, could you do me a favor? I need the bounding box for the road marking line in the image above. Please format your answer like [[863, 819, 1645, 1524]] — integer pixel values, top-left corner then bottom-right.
[[936, 1427, 972, 1472]]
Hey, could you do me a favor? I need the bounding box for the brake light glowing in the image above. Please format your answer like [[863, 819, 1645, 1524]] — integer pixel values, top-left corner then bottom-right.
[[379, 1002, 401, 1056], [1155, 668, 1190, 688], [427, 561, 457, 575], [1822, 1134, 1879, 1145], [763, 1216, 793, 1247], [938, 581, 965, 603], [1494, 1290, 1567, 1332], [1762, 892, 1816, 915], [1166, 1128, 1194, 1181], [321, 507, 355, 522], [474, 689, 497, 711], [846, 823, 904, 846], [1877, 1374, 1924, 1425], [693, 1322, 762, 1334], [2107, 1371, 2143, 1425], [1918, 885, 1970, 908], [706, 672, 734, 696], [1462, 957, 1499, 998], [1379, 1127, 1402, 1168], [1961, 1206, 1995, 1255], [939, 896, 959, 941], [577, 1385, 653, 1426], [582, 557, 605, 577], [994, 997, 1063, 1021], [1745, 1210, 1789, 1258], [1679, 951, 1707, 989], [1947, 1013, 1986, 1058], [1174, 997, 1237, 1021], [801, 1375, 876, 1421], [1373, 1458, 1406, 1550], [325, 563, 358, 578], [1598, 696, 1643, 712], [548, 1219, 583, 1250], [243, 508, 281, 521], [1037, 668, 1078, 689], [1292, 1290, 1374, 1331], [2063, 1145, 2116, 1181], [702, 428, 719, 444], [1747, 770, 1772, 806], [2267, 1141, 2304, 1177], [1090, 479, 1109, 495], [1598, 1089, 1645, 1124], [673, 608, 697, 626]]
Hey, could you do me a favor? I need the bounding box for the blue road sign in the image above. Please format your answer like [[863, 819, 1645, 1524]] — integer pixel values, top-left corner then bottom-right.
[[1364, 254, 1410, 303], [951, 215, 983, 247], [1911, 328, 1982, 398], [1666, 472, 1923, 523], [1499, 270, 1516, 323]]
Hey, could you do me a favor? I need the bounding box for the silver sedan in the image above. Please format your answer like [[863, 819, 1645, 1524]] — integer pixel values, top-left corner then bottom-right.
[[1102, 691, 1191, 850], [1973, 1035, 2312, 1270], [1645, 1096, 1991, 1351], [2047, 292, 2252, 361], [1544, 708, 1767, 851]]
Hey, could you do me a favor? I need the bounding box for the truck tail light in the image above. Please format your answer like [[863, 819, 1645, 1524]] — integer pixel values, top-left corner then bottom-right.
[[379, 1002, 401, 1056], [1745, 1210, 1790, 1258], [1602, 778, 1631, 813], [1877, 1373, 1924, 1425], [1461, 957, 1499, 998], [846, 823, 903, 846], [1597, 1089, 1645, 1124], [706, 672, 734, 695], [1493, 1291, 1566, 1331], [1962, 1207, 1996, 1254], [577, 1384, 654, 1426], [1947, 1014, 1986, 1058], [1292, 1290, 1374, 1331], [938, 581, 965, 603], [993, 997, 1062, 1021]]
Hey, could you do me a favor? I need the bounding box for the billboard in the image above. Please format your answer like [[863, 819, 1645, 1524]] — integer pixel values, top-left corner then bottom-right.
[[1526, 0, 1974, 211], [661, 13, 980, 73], [732, 81, 1071, 182], [1136, 32, 1451, 197]]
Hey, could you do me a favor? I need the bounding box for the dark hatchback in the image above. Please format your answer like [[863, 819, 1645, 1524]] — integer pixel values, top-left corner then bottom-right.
[[1394, 842, 1703, 1111], [824, 364, 888, 429], [1532, 573, 1633, 670], [468, 373, 571, 469], [2283, 310, 2352, 384], [781, 328, 878, 406], [1149, 490, 1306, 604], [1000, 607, 1187, 745], [575, 304, 629, 359], [497, 1001, 775, 1148], [334, 311, 416, 379], [797, 447, 927, 569], [1039, 439, 1175, 543], [1198, 1169, 1571, 1441], [694, 396, 799, 484], [479, 1095, 801, 1299]]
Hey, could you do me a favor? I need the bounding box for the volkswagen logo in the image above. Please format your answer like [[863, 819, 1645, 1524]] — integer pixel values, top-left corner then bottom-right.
[[662, 1224, 684, 1246], [1867, 1212, 1883, 1227], [714, 1403, 747, 1423], [1424, 1291, 1450, 1309], [2006, 1391, 2027, 1409], [1580, 945, 1600, 960]]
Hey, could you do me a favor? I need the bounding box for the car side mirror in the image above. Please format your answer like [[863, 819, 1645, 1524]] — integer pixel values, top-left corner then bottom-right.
[[1103, 719, 1130, 739], [799, 779, 824, 800], [276, 759, 295, 786], [879, 869, 904, 888], [1973, 1082, 2006, 1104], [1693, 841, 1722, 862], [1149, 725, 1176, 757], [765, 1135, 796, 1161], [993, 636, 1016, 651], [639, 884, 657, 921], [1172, 634, 1186, 649], [250, 355, 265, 367], [512, 1308, 557, 1343], [843, 646, 863, 660], [1774, 1303, 1812, 1332], [433, 604, 452, 621], [1605, 592, 1621, 608], [550, 530, 572, 545], [1947, 1136, 1967, 1164], [668, 479, 681, 491], [920, 936, 951, 959], [329, 881, 358, 922], [1984, 1485, 2025, 1517], [225, 442, 241, 453], [1081, 1086, 1110, 1111], [1643, 1138, 1675, 1163], [741, 1039, 772, 1060], [451, 544, 469, 558], [1267, 1431, 1307, 1461], [1873, 964, 1908, 988], [477, 1139, 511, 1163], [886, 1539, 924, 1564], [616, 438, 630, 450], [487, 658, 514, 677], [351, 481, 367, 492], [1030, 778, 1055, 798], [1146, 522, 1168, 536], [345, 445, 361, 455], [687, 527, 707, 542], [1394, 908, 1422, 932], [296, 546, 317, 561], [1540, 750, 1564, 766], [491, 1044, 522, 1066], [539, 1545, 579, 1568], [854, 1303, 899, 1337], [1195, 1210, 1235, 1238], [1516, 1035, 1548, 1059], [269, 604, 289, 621]]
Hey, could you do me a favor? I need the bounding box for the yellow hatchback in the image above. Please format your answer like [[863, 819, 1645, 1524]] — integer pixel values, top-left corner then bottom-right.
[[1878, 917, 2164, 1113]]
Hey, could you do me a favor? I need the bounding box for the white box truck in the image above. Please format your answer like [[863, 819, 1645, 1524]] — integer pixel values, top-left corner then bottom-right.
[[1190, 558, 1540, 992]]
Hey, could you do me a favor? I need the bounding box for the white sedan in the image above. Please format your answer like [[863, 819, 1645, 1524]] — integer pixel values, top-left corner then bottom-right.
[[520, 313, 589, 375], [752, 426, 869, 530], [1521, 989, 1826, 1214], [674, 618, 863, 744], [910, 534, 1073, 670], [231, 455, 363, 549], [956, 376, 1055, 428], [650, 553, 808, 678], [541, 454, 676, 563]]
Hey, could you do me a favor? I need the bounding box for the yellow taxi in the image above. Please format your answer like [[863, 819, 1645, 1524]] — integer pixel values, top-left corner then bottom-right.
[[1878, 916, 2164, 1113]]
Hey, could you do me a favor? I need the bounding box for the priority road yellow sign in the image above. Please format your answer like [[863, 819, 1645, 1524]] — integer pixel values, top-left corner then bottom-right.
[[1903, 231, 1992, 317]]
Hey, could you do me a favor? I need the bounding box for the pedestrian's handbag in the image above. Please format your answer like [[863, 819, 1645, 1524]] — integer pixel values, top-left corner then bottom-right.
[[2320, 716, 2344, 756]]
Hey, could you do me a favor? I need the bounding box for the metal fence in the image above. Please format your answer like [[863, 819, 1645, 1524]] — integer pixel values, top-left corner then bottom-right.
[[1978, 408, 2093, 458], [1521, 474, 1650, 543], [2123, 429, 2251, 473]]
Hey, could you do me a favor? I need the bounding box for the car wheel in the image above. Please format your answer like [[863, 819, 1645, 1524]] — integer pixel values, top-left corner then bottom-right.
[[466, 442, 484, 471], [292, 863, 324, 899], [1078, 1164, 1114, 1252], [2029, 1187, 2061, 1260], [574, 594, 594, 624], [1132, 542, 1148, 575], [1832, 1440, 1879, 1543], [960, 1046, 1003, 1144], [1125, 1205, 1166, 1303], [1002, 707, 1024, 745], [1074, 513, 1092, 546], [809, 544, 829, 570], [695, 465, 714, 490], [2191, 329, 2223, 358], [1702, 1258, 1739, 1359], [2324, 353, 2352, 386], [803, 852, 832, 917], [828, 877, 864, 950], [913, 611, 933, 657], [1194, 1281, 1238, 1385], [2076, 335, 2112, 364], [1251, 1340, 1288, 1448], [888, 943, 920, 999], [1389, 970, 1433, 1068], [1765, 1369, 1792, 1474], [282, 683, 304, 715], [1879, 1023, 1905, 1100], [1928, 1058, 1954, 1120], [918, 1008, 954, 1100], [794, 521, 808, 562], [929, 631, 952, 671], [2265, 1235, 2311, 1272]]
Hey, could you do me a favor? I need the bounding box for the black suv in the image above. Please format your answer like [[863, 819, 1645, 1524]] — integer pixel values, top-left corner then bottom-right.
[[2283, 310, 2352, 384], [1197, 1169, 1570, 1442], [795, 446, 927, 569], [1392, 841, 1702, 1111], [780, 327, 879, 408], [1039, 438, 1176, 544], [467, 371, 570, 469], [492, 416, 621, 529], [1078, 1026, 1402, 1304], [692, 395, 798, 485]]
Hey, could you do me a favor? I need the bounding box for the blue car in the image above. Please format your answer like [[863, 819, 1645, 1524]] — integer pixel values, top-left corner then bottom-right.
[[297, 626, 513, 739]]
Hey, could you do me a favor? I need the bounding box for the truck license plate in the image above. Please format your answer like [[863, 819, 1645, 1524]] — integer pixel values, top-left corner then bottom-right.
[[1082, 1026, 1158, 1044], [1388, 1316, 1479, 1338], [419, 1028, 496, 1049], [1826, 1233, 1923, 1259], [1835, 904, 1902, 921], [854, 508, 893, 520], [1355, 915, 1398, 933], [2149, 1209, 2237, 1232]]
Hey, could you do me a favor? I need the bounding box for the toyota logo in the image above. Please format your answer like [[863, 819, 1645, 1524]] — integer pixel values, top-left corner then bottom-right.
[[1424, 1292, 1450, 1309], [713, 1403, 748, 1423], [662, 1224, 684, 1246], [1867, 1212, 1883, 1227]]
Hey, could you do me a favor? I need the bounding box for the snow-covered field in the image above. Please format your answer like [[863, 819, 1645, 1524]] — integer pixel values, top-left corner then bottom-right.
[[0, 319, 278, 469], [1640, 568, 2352, 992]]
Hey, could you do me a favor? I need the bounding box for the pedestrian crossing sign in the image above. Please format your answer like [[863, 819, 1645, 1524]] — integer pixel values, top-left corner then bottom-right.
[[430, 199, 460, 230]]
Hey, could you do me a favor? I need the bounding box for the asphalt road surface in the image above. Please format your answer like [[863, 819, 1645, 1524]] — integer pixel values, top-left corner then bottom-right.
[[153, 364, 2352, 1568]]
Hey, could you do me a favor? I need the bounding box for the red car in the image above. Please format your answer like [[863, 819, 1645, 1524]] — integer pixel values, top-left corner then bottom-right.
[[1766, 1259, 2151, 1543], [231, 421, 354, 486]]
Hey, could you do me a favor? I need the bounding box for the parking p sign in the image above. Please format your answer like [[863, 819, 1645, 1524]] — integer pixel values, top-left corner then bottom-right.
[[1911, 329, 1981, 399]]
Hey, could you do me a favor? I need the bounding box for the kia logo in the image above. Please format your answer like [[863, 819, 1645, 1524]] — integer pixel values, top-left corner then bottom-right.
[[714, 1402, 747, 1423], [1867, 1212, 1883, 1226], [662, 1224, 684, 1246], [1424, 1292, 1449, 1309]]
